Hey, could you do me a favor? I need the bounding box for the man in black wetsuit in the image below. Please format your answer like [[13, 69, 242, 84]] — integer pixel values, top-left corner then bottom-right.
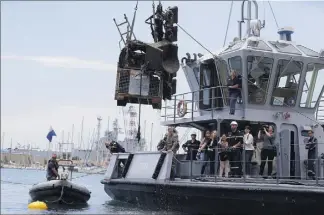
[[105, 141, 126, 177], [182, 133, 200, 160], [105, 141, 126, 153], [46, 154, 60, 181], [227, 121, 243, 178], [306, 130, 318, 179]]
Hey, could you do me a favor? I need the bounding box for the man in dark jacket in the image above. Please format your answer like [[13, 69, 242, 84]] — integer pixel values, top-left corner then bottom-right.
[[227, 121, 243, 178], [105, 141, 126, 177], [227, 70, 242, 115], [182, 133, 200, 160], [306, 130, 318, 179], [46, 154, 60, 181], [105, 141, 126, 153]]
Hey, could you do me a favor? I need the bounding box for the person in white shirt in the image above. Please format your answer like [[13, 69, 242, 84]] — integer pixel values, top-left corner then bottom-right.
[[243, 126, 254, 177]]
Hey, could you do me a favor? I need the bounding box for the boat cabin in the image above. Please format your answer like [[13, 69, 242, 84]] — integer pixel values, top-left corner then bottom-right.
[[160, 1, 324, 180]]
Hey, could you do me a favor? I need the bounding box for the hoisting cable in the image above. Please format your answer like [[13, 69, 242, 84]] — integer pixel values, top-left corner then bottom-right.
[[223, 1, 234, 47], [176, 23, 214, 57], [176, 22, 323, 126], [268, 1, 279, 29]]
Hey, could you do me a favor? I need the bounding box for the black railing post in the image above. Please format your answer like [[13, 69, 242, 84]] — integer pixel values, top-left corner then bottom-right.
[[276, 142, 280, 184], [242, 144, 246, 183], [190, 149, 193, 181], [211, 87, 215, 119], [173, 95, 177, 123], [191, 91, 194, 121], [316, 144, 319, 185]]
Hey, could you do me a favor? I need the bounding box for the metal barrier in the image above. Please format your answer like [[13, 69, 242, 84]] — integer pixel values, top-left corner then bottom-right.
[[173, 142, 324, 186], [161, 86, 244, 122]]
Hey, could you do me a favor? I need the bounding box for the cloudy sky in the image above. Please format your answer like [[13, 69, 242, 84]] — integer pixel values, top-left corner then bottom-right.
[[1, 1, 324, 150]]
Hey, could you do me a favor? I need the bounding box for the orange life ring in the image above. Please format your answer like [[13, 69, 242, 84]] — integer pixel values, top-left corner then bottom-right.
[[177, 100, 187, 117]]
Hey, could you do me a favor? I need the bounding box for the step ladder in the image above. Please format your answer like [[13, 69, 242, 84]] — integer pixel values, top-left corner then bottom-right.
[[316, 94, 324, 122], [113, 14, 137, 48]]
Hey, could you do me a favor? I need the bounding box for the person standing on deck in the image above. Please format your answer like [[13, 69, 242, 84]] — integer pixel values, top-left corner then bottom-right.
[[207, 130, 218, 176], [243, 126, 254, 178], [227, 70, 242, 115], [197, 130, 212, 176], [182, 133, 200, 160], [218, 134, 230, 177], [258, 125, 276, 178], [158, 127, 180, 180], [306, 130, 318, 179], [227, 121, 243, 178], [46, 154, 60, 181]]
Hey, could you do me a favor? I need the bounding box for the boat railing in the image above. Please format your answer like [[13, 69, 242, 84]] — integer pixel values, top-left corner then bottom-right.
[[161, 86, 244, 122], [173, 142, 324, 186]]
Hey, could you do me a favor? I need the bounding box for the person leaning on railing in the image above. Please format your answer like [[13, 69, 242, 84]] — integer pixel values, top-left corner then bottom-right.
[[306, 130, 318, 179], [157, 127, 180, 180]]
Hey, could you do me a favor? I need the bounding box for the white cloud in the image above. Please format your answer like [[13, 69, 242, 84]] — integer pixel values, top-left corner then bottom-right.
[[1, 55, 116, 71]]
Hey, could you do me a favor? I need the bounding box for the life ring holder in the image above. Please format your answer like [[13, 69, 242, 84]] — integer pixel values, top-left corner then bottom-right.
[[177, 100, 187, 117]]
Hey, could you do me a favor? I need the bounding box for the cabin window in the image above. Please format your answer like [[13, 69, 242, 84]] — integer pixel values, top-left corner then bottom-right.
[[247, 40, 272, 52], [296, 45, 319, 57], [201, 66, 211, 106], [271, 59, 303, 106], [268, 41, 302, 55], [223, 41, 244, 53], [228, 56, 242, 76], [247, 56, 274, 104], [216, 59, 231, 106], [300, 63, 324, 108]]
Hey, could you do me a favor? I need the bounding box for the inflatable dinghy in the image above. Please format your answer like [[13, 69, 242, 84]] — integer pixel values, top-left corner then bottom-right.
[[29, 160, 91, 204]]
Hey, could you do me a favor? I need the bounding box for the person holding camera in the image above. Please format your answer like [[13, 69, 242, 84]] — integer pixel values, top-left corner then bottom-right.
[[182, 133, 200, 160], [197, 130, 212, 176], [258, 125, 276, 178]]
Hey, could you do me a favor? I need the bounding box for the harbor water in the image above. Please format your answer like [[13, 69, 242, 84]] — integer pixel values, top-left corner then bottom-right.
[[1, 168, 182, 214]]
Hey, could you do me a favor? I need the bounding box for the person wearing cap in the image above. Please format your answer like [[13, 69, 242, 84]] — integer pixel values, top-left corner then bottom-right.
[[46, 154, 60, 181], [182, 133, 200, 160], [227, 121, 243, 178], [227, 70, 242, 115]]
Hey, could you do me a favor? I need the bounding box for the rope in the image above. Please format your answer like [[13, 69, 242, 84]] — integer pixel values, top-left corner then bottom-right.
[[223, 1, 234, 47], [268, 1, 279, 28], [176, 22, 323, 126], [44, 185, 74, 204]]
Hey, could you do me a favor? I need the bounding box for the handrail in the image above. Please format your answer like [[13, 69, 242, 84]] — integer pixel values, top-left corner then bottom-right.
[[161, 86, 244, 121], [174, 142, 324, 186]]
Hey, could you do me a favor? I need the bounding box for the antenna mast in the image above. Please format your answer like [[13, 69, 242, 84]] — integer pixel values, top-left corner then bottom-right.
[[96, 116, 102, 165]]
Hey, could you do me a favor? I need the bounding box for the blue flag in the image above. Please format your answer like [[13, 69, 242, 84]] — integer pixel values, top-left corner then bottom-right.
[[46, 128, 57, 142]]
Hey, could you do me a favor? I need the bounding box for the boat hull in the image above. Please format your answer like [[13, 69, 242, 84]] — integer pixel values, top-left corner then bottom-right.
[[102, 179, 323, 215], [29, 180, 91, 204]]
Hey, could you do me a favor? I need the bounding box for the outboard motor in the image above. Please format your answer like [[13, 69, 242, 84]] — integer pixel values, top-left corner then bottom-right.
[[113, 3, 179, 109]]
